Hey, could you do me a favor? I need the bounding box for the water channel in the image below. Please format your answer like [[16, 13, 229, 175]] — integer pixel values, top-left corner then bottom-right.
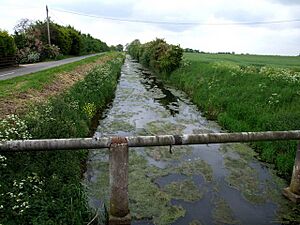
[[84, 56, 296, 225]]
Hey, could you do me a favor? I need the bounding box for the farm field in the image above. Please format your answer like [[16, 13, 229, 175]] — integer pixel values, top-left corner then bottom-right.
[[184, 53, 300, 68]]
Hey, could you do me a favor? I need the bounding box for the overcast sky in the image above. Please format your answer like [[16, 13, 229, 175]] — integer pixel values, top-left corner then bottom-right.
[[1, 0, 299, 55]]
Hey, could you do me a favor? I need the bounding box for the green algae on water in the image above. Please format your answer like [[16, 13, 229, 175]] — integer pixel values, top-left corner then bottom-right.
[[163, 179, 204, 202], [212, 197, 240, 225], [189, 219, 202, 225], [101, 119, 135, 133], [128, 152, 185, 225], [224, 156, 265, 204], [145, 120, 186, 135], [176, 160, 213, 182], [220, 143, 257, 161], [144, 145, 192, 161]]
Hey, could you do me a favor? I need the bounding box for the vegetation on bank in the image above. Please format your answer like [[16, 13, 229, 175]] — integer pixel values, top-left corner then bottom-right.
[[0, 52, 125, 224], [167, 54, 300, 178], [127, 38, 183, 74]]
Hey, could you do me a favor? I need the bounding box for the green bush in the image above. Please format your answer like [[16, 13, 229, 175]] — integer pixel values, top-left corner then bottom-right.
[[16, 48, 40, 64], [55, 26, 72, 55], [81, 33, 109, 55], [40, 44, 60, 60], [127, 39, 141, 60], [127, 38, 183, 74], [0, 30, 16, 57]]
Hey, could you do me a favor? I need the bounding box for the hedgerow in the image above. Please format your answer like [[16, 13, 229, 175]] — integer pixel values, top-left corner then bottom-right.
[[0, 30, 16, 57]]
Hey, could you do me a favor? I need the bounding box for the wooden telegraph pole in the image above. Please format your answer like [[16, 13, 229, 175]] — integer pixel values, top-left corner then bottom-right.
[[46, 5, 51, 45]]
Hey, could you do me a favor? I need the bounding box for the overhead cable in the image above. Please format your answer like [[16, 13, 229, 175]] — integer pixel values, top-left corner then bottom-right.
[[51, 7, 300, 26]]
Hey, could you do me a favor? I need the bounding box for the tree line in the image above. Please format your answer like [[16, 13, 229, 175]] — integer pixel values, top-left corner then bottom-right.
[[0, 18, 121, 64]]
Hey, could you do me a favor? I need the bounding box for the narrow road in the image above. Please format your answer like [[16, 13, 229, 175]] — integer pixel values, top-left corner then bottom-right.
[[0, 53, 102, 81]]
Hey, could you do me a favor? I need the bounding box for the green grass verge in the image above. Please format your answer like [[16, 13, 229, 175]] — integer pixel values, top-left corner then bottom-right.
[[164, 54, 300, 178], [0, 54, 105, 99], [0, 52, 125, 224]]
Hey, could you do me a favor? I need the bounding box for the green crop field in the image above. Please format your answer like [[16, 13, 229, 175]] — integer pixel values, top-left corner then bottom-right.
[[184, 53, 300, 68]]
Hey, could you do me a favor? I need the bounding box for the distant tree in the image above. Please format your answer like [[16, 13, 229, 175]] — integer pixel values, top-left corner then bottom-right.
[[67, 27, 82, 55], [127, 38, 183, 74], [13, 18, 33, 49], [14, 18, 33, 34], [126, 39, 141, 59], [110, 45, 117, 51], [116, 44, 123, 52]]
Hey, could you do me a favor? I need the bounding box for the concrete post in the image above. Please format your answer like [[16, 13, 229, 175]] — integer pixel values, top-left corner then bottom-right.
[[283, 142, 300, 203], [109, 137, 131, 225]]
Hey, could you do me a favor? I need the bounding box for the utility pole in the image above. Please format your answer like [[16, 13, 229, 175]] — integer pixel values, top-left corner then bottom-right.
[[46, 5, 51, 45]]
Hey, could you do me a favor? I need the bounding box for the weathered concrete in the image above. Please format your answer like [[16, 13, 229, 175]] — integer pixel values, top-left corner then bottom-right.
[[109, 214, 131, 225], [283, 142, 300, 203], [109, 137, 130, 225]]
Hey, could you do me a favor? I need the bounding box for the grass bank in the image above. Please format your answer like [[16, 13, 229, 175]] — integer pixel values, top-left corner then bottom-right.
[[0, 54, 115, 118], [0, 52, 125, 224], [164, 53, 300, 178]]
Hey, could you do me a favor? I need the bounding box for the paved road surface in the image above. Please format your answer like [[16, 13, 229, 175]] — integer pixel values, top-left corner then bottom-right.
[[0, 53, 102, 81]]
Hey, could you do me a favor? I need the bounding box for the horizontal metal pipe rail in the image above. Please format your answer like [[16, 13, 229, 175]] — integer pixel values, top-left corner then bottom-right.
[[1, 130, 300, 152]]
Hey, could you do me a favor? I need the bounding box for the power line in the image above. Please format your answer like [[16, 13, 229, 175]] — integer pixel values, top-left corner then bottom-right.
[[51, 7, 300, 26], [50, 11, 67, 26]]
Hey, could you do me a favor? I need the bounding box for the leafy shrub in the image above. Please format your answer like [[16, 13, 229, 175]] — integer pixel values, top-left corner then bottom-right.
[[127, 38, 183, 74], [0, 30, 16, 57], [27, 52, 40, 63], [68, 28, 82, 56], [127, 39, 141, 60], [17, 48, 40, 64], [40, 44, 60, 60]]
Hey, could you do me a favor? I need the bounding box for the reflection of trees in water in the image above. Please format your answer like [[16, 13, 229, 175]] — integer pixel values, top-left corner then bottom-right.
[[139, 68, 180, 116]]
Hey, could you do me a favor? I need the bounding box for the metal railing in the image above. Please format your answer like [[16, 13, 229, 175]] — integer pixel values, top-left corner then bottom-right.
[[1, 130, 300, 225]]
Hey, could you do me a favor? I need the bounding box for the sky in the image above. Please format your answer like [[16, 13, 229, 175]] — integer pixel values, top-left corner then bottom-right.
[[0, 0, 299, 56]]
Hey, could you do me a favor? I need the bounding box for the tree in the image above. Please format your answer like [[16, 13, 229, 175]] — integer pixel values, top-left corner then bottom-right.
[[0, 30, 16, 57], [116, 44, 123, 52], [127, 39, 141, 59]]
